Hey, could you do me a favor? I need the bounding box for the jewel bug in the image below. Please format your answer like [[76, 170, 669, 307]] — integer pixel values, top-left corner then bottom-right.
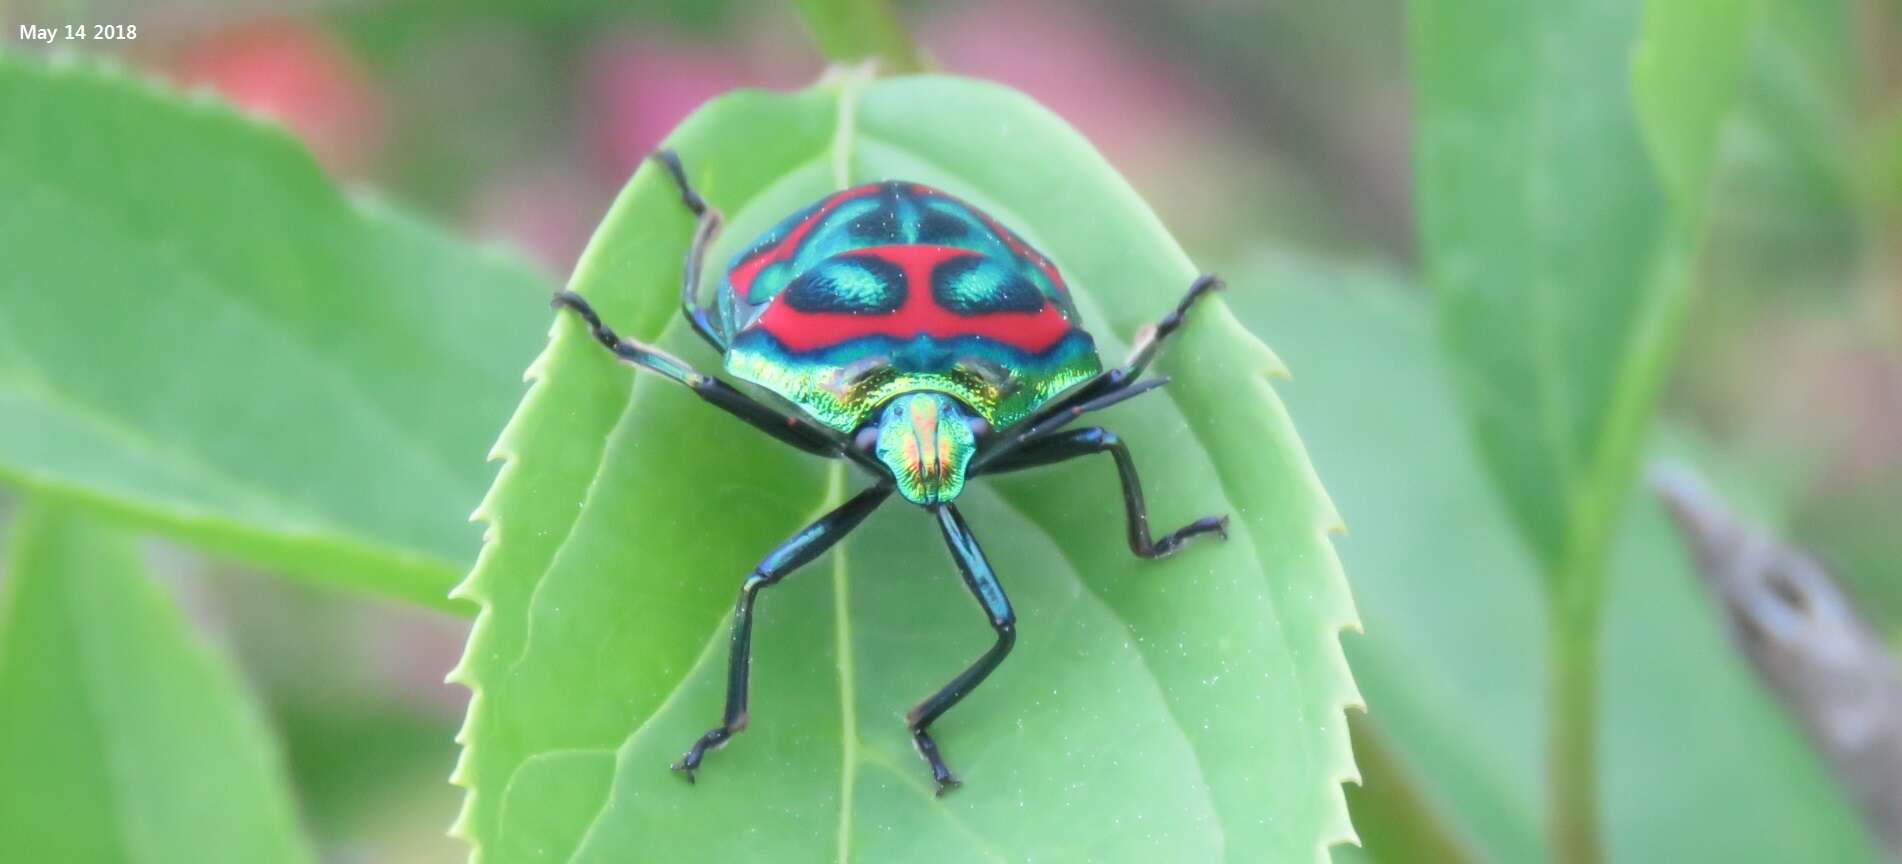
[[553, 150, 1228, 795]]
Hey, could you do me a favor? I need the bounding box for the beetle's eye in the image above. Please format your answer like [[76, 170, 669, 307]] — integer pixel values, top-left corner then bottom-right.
[[965, 416, 992, 438], [854, 426, 880, 452]]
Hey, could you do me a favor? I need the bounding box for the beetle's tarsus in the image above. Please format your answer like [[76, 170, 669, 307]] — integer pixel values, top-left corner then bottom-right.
[[649, 149, 707, 216], [912, 726, 964, 796], [672, 724, 737, 785], [1149, 514, 1230, 559], [550, 290, 594, 324], [551, 291, 624, 349]]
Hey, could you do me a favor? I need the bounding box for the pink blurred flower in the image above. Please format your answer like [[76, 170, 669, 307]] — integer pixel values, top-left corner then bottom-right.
[[583, 31, 812, 182], [924, 0, 1224, 171], [169, 19, 385, 175], [467, 167, 603, 276]]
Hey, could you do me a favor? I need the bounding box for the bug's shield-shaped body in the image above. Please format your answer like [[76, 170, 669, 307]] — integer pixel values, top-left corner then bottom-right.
[[719, 182, 1104, 442]]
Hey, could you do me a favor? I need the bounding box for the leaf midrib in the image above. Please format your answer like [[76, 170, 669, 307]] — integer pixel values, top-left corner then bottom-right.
[[505, 75, 869, 863], [827, 68, 864, 864]]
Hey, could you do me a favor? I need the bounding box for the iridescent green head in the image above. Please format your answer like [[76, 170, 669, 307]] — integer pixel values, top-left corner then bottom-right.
[[867, 392, 983, 505]]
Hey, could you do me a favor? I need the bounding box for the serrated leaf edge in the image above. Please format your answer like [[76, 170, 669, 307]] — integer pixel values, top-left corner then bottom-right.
[[445, 73, 1368, 863]]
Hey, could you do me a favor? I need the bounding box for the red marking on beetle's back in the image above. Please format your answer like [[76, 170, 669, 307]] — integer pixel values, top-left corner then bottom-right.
[[727, 184, 882, 302], [753, 245, 1075, 354]]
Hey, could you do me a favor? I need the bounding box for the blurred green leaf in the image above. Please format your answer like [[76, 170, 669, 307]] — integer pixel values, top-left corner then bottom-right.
[[277, 701, 465, 862], [1698, 0, 1860, 299], [1230, 255, 1547, 862], [1634, 0, 1758, 209], [792, 0, 925, 73], [450, 73, 1360, 862], [1412, 0, 1755, 579], [0, 502, 315, 864], [1793, 471, 1902, 645], [1414, 1, 1758, 856], [1342, 715, 1485, 864], [1226, 252, 1877, 864], [0, 56, 548, 610]]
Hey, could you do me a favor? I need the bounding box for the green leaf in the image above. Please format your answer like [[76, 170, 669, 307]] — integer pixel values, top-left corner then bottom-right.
[[0, 55, 548, 610], [1633, 0, 1759, 210], [1792, 471, 1902, 645], [1225, 252, 1878, 864], [0, 502, 315, 864], [450, 72, 1361, 862], [792, 0, 926, 73], [1414, 3, 1760, 856], [1411, 0, 1757, 579]]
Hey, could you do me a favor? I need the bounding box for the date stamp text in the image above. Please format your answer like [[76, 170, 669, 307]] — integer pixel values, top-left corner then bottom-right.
[[17, 24, 139, 44]]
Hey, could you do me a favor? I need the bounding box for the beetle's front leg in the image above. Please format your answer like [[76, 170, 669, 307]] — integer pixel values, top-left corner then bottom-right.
[[906, 504, 1018, 795], [675, 483, 893, 781]]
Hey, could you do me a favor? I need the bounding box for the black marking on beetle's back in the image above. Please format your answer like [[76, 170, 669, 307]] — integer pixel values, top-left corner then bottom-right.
[[846, 188, 904, 242], [932, 256, 1047, 315], [917, 205, 973, 244], [783, 256, 907, 314], [847, 210, 896, 240]]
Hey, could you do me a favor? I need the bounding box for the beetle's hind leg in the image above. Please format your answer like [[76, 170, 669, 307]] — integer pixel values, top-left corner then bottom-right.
[[978, 426, 1228, 559], [674, 483, 893, 782], [650, 149, 727, 353], [908, 504, 1018, 795]]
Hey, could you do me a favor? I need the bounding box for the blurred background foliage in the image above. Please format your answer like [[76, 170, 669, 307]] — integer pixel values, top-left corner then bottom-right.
[[1, 0, 1899, 861]]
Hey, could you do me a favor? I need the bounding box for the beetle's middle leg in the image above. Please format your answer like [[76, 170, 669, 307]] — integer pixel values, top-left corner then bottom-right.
[[1053, 272, 1225, 405], [979, 426, 1228, 559], [908, 504, 1018, 796], [1119, 272, 1223, 382], [650, 149, 727, 353], [983, 273, 1224, 453], [674, 483, 893, 782]]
